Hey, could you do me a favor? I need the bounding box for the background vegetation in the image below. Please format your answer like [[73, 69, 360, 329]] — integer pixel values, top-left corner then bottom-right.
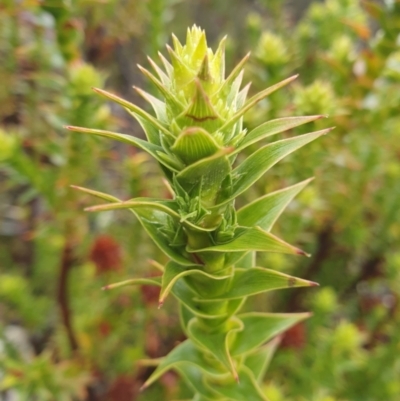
[[1, 0, 399, 400]]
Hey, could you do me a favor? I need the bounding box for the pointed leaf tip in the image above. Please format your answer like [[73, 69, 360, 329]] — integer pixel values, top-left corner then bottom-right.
[[296, 248, 311, 257]]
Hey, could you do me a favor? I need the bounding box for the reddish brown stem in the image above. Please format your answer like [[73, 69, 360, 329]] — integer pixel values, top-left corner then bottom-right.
[[57, 240, 79, 352]]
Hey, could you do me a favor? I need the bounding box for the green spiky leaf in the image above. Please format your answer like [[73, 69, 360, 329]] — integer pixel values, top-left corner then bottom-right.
[[190, 226, 308, 256], [237, 178, 313, 231], [195, 267, 317, 301], [244, 337, 281, 383], [188, 317, 243, 380], [215, 128, 332, 207], [210, 366, 268, 401], [235, 115, 325, 153], [159, 261, 231, 306], [232, 312, 311, 356]]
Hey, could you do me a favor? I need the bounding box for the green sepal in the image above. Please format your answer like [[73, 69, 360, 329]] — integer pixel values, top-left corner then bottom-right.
[[232, 312, 311, 356], [141, 340, 227, 391], [215, 127, 332, 207], [159, 261, 231, 306], [237, 178, 314, 231], [235, 115, 324, 153], [188, 317, 244, 380], [171, 127, 222, 165], [65, 126, 177, 170], [92, 87, 175, 140], [210, 366, 268, 401], [189, 226, 308, 256], [244, 337, 281, 383], [195, 267, 318, 302]]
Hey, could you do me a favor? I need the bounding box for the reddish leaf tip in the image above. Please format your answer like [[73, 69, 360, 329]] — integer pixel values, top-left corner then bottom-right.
[[309, 281, 320, 287], [139, 383, 148, 392], [296, 248, 311, 257], [158, 300, 164, 309], [325, 126, 336, 133], [102, 285, 109, 291]]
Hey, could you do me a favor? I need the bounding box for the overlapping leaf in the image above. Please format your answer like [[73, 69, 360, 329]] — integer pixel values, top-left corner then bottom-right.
[[188, 317, 243, 380], [141, 340, 227, 390], [189, 226, 308, 256], [244, 337, 281, 383], [210, 366, 268, 401], [159, 261, 231, 306], [237, 178, 313, 231], [214, 128, 332, 207], [195, 267, 317, 302], [232, 312, 311, 356]]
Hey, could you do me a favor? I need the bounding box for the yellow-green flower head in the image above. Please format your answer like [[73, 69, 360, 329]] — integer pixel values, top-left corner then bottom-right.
[[139, 25, 252, 147]]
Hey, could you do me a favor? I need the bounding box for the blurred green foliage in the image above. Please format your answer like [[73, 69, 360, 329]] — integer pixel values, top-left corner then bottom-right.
[[1, 0, 399, 400]]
